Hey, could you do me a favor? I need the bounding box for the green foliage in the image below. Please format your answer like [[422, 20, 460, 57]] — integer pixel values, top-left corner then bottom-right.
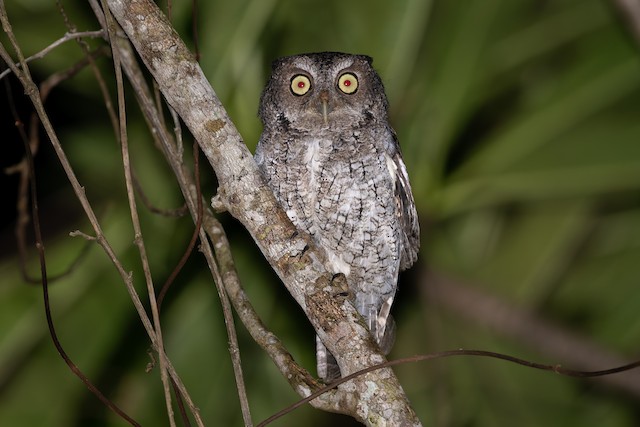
[[1, 0, 639, 426]]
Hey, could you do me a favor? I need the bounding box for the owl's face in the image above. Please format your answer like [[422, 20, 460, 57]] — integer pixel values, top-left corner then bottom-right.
[[259, 52, 389, 133]]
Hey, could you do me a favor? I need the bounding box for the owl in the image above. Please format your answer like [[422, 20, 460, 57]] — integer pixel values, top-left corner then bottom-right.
[[255, 52, 420, 381]]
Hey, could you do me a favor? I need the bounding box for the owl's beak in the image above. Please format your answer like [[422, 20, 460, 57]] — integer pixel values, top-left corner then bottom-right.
[[321, 100, 329, 125], [319, 90, 330, 125]]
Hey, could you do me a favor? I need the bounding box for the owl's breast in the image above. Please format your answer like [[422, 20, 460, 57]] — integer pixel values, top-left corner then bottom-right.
[[256, 128, 402, 321], [281, 132, 399, 278]]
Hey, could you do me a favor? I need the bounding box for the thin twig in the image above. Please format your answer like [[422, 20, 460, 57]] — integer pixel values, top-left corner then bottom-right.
[[7, 48, 106, 285], [0, 30, 105, 81], [198, 210, 254, 427], [132, 173, 188, 217], [156, 141, 202, 310], [258, 350, 640, 426], [57, 0, 120, 141], [422, 271, 640, 397]]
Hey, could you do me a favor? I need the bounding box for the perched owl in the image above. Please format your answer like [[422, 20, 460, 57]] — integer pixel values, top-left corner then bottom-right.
[[255, 52, 420, 381]]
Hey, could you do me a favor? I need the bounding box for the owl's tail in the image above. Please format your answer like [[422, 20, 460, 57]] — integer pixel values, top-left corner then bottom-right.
[[316, 336, 341, 381]]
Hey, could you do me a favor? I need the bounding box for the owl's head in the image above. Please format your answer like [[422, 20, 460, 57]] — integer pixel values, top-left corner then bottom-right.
[[258, 52, 389, 133]]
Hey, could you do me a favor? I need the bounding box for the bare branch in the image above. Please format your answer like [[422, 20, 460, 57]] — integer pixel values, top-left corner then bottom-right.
[[423, 271, 640, 397], [7, 48, 106, 285], [105, 0, 421, 424], [0, 30, 105, 81]]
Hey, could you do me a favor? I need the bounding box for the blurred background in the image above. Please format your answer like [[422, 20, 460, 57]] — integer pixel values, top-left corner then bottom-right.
[[1, 0, 640, 425]]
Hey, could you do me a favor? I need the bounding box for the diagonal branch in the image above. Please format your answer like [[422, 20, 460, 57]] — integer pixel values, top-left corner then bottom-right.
[[105, 0, 422, 424]]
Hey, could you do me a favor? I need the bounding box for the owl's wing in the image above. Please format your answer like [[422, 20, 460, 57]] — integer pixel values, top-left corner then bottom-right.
[[387, 131, 420, 271]]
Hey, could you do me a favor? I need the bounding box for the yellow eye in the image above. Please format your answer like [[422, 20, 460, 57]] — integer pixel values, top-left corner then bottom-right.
[[291, 75, 311, 95], [338, 73, 358, 94]]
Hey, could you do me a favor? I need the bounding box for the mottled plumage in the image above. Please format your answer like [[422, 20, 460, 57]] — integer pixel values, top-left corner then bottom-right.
[[255, 52, 419, 380]]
